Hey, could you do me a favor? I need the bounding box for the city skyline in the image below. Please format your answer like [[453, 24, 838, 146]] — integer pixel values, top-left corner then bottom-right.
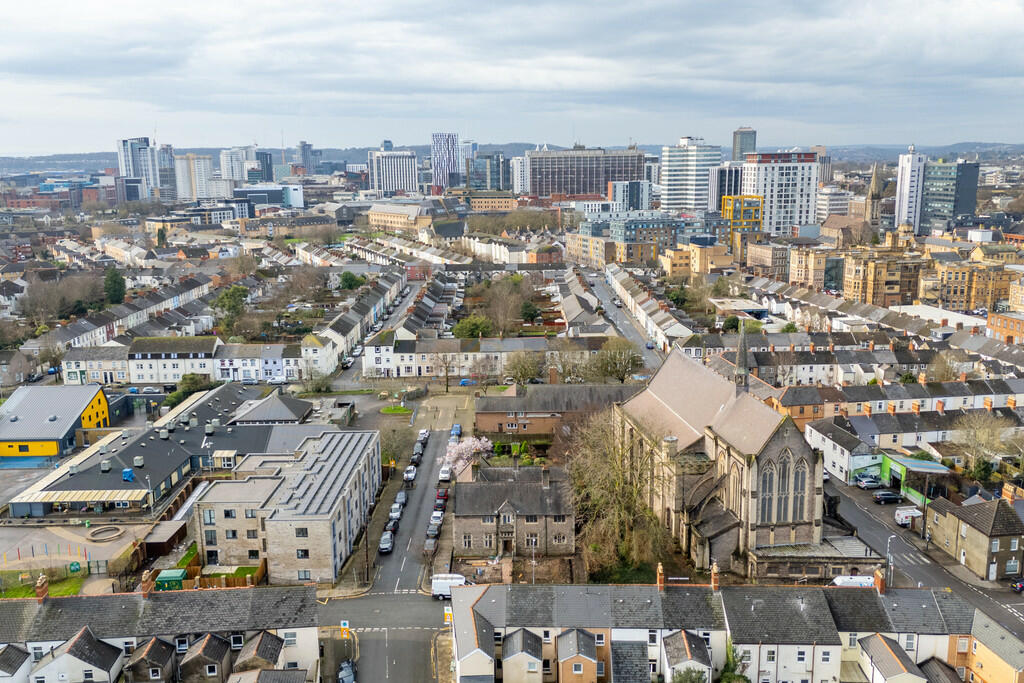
[[1, 1, 1023, 155]]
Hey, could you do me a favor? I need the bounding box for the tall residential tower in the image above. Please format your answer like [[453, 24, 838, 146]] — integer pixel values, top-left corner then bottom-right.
[[660, 137, 721, 213]]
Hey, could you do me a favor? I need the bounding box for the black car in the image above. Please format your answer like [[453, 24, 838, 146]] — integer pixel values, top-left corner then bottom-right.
[[385, 518, 400, 534], [410, 452, 422, 466], [378, 531, 394, 554], [1011, 580, 1024, 593], [433, 498, 447, 512], [873, 491, 902, 505]]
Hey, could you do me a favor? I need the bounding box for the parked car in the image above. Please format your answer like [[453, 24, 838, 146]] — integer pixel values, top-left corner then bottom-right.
[[423, 538, 438, 556], [394, 491, 407, 507], [430, 510, 445, 526], [378, 531, 394, 554], [425, 523, 441, 539], [413, 442, 424, 457], [389, 503, 403, 520], [433, 498, 447, 512], [337, 660, 356, 683], [241, 378, 258, 386], [645, 341, 655, 349], [128, 387, 140, 394], [268, 376, 287, 385], [873, 491, 902, 505], [822, 471, 830, 482], [142, 386, 160, 394], [418, 428, 430, 440], [613, 298, 623, 307], [458, 378, 477, 386], [341, 358, 355, 369], [438, 464, 452, 482], [24, 373, 41, 383], [857, 478, 882, 490], [436, 488, 449, 500], [502, 376, 515, 384], [451, 424, 462, 437], [351, 346, 363, 357], [403, 465, 417, 482], [410, 452, 422, 466], [1011, 580, 1024, 593], [385, 518, 400, 534]]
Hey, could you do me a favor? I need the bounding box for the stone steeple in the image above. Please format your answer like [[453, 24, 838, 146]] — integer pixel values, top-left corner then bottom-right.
[[867, 163, 883, 200], [864, 163, 883, 230], [734, 319, 749, 394]]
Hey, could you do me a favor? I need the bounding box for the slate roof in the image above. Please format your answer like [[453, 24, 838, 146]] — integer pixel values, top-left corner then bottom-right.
[[858, 633, 923, 678], [556, 629, 596, 662], [129, 336, 220, 355], [228, 672, 308, 683], [720, 586, 842, 645], [663, 630, 711, 668], [181, 633, 230, 664], [501, 628, 541, 660], [474, 384, 641, 414], [45, 626, 122, 671], [230, 393, 312, 424], [453, 479, 572, 517], [919, 657, 964, 683], [0, 644, 28, 675], [931, 498, 1024, 537], [971, 608, 1024, 669], [0, 585, 318, 643], [879, 589, 974, 635], [127, 637, 176, 667], [235, 630, 283, 666], [610, 641, 649, 683], [0, 385, 103, 441], [823, 587, 893, 633]]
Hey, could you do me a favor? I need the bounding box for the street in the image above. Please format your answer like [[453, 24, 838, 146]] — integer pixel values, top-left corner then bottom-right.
[[829, 481, 1024, 640], [319, 429, 448, 682], [586, 271, 663, 369]]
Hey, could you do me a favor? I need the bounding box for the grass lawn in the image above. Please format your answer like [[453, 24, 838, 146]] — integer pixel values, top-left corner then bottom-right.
[[206, 566, 258, 578], [2, 576, 83, 598], [381, 405, 413, 415], [296, 388, 375, 398], [176, 543, 197, 568]]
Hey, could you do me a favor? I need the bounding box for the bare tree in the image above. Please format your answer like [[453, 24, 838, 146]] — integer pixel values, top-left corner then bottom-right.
[[587, 338, 642, 383], [567, 409, 671, 572], [504, 351, 543, 384], [927, 350, 964, 382], [39, 345, 66, 374], [686, 274, 713, 314], [954, 411, 1014, 475], [225, 253, 259, 279], [548, 337, 587, 381], [430, 352, 458, 393], [486, 278, 525, 334]]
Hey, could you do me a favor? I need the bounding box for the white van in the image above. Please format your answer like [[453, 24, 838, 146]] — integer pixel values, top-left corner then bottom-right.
[[831, 575, 874, 587], [894, 506, 923, 528], [431, 573, 466, 599]]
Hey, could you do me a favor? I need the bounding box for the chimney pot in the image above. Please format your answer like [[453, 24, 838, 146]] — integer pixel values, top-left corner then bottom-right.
[[912, 401, 920, 415], [918, 372, 927, 384], [1009, 396, 1017, 410], [936, 399, 945, 414], [656, 562, 665, 591], [985, 397, 993, 412]]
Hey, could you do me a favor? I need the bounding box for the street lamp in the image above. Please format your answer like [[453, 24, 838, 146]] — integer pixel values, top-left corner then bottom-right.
[[886, 534, 896, 587]]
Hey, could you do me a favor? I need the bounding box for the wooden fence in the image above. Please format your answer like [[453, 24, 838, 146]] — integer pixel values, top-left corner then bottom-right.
[[183, 558, 267, 588]]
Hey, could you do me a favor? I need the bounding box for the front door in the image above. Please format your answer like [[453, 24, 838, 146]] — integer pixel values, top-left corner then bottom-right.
[[989, 562, 997, 581], [960, 549, 966, 565]]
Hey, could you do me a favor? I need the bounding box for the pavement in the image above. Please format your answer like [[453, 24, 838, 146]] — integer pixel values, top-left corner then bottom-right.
[[587, 271, 664, 369], [318, 427, 449, 682], [829, 480, 1024, 640]]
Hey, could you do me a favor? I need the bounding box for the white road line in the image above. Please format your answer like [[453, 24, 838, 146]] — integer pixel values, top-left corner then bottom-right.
[[384, 628, 389, 679], [400, 556, 407, 573], [406, 536, 412, 552], [394, 576, 401, 592]]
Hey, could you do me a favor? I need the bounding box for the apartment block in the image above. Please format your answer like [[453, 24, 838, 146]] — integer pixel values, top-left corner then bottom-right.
[[789, 247, 828, 289], [842, 249, 927, 306]]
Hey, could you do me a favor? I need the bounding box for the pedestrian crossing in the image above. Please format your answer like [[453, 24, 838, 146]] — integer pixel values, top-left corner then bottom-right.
[[364, 589, 422, 596], [892, 552, 931, 566], [354, 627, 437, 632]]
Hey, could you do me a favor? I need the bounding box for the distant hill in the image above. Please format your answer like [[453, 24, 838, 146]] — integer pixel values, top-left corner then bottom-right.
[[2, 141, 1022, 175]]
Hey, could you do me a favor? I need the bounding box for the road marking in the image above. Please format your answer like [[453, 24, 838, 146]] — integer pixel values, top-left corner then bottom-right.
[[400, 556, 407, 573], [394, 576, 401, 592], [406, 536, 412, 552], [384, 627, 388, 679]]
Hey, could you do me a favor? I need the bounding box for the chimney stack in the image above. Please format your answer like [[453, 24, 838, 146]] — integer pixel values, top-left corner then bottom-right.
[[662, 436, 678, 460], [656, 562, 665, 591], [869, 341, 875, 351], [936, 400, 945, 415], [985, 397, 993, 412], [865, 404, 872, 417], [34, 574, 48, 604], [810, 343, 816, 353], [918, 372, 927, 385], [829, 343, 835, 353], [912, 401, 920, 415], [874, 568, 886, 595], [541, 466, 550, 489], [887, 402, 896, 415], [889, 339, 896, 351], [769, 344, 775, 353], [140, 569, 155, 598], [1009, 396, 1017, 410], [941, 318, 948, 328], [959, 372, 967, 382], [710, 561, 720, 592]]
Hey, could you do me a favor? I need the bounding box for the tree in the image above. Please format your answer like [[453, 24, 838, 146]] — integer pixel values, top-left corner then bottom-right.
[[780, 322, 798, 333], [225, 253, 259, 279], [430, 352, 458, 393], [672, 670, 708, 683], [103, 268, 126, 304], [39, 345, 66, 375], [954, 411, 1013, 479], [453, 314, 493, 339], [505, 351, 543, 384], [686, 274, 712, 314], [520, 300, 541, 322], [927, 350, 963, 382], [486, 278, 525, 334], [380, 425, 416, 467], [548, 337, 586, 381], [300, 362, 332, 393], [339, 271, 366, 290], [156, 227, 167, 247], [566, 409, 671, 572], [722, 316, 740, 332], [900, 372, 917, 384], [214, 285, 249, 331], [588, 338, 642, 383], [286, 265, 327, 299]]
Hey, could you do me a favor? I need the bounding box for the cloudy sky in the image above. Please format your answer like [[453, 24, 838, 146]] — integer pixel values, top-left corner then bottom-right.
[[1, 0, 1021, 155]]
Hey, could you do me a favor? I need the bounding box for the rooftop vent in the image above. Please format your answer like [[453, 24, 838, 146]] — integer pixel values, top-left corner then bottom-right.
[[48, 415, 57, 422], [211, 418, 221, 427], [68, 464, 78, 475], [205, 424, 214, 435], [133, 455, 144, 468], [100, 460, 111, 473], [8, 416, 16, 422]]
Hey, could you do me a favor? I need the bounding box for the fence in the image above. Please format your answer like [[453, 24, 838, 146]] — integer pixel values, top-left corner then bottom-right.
[[182, 558, 267, 588], [0, 563, 89, 596]]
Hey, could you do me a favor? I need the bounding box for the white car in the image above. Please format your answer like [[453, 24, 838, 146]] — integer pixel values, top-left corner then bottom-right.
[[268, 376, 286, 385], [351, 346, 363, 357], [403, 465, 417, 482], [438, 464, 452, 482], [430, 510, 445, 526]]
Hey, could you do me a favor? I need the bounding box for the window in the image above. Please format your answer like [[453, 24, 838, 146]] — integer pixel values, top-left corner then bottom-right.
[[283, 632, 297, 646], [246, 529, 258, 539], [484, 534, 493, 549], [463, 535, 472, 549], [295, 527, 308, 538], [1014, 538, 1020, 552], [285, 663, 298, 670], [34, 677, 44, 683], [777, 457, 790, 522], [792, 463, 807, 521], [204, 530, 216, 546], [149, 668, 161, 680], [203, 509, 215, 525], [961, 523, 967, 538], [176, 637, 188, 653], [905, 634, 915, 651], [83, 671, 93, 681], [525, 515, 538, 523], [543, 659, 551, 674], [760, 467, 774, 522], [957, 637, 969, 653], [972, 640, 977, 654], [245, 508, 257, 518], [554, 533, 567, 544], [501, 513, 514, 524], [648, 630, 658, 645], [224, 509, 236, 519], [527, 662, 538, 673], [230, 634, 244, 650], [526, 533, 538, 547], [206, 665, 217, 677], [992, 539, 1000, 552], [225, 530, 237, 540], [797, 650, 806, 663], [649, 660, 658, 674], [573, 663, 583, 675], [1009, 557, 1020, 574], [297, 570, 310, 580], [766, 649, 776, 662], [296, 549, 310, 559], [553, 515, 566, 523], [957, 666, 966, 679], [597, 661, 605, 676], [123, 641, 135, 654], [248, 550, 259, 560], [821, 650, 830, 663], [482, 515, 495, 524], [542, 630, 551, 643]]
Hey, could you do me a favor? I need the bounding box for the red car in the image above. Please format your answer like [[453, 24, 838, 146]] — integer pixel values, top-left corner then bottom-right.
[[436, 488, 449, 500]]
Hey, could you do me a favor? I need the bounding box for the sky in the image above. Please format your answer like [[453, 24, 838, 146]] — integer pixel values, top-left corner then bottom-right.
[[1, 0, 1022, 156]]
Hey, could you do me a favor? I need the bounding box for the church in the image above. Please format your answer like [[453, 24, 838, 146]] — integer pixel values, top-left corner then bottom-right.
[[614, 324, 881, 580]]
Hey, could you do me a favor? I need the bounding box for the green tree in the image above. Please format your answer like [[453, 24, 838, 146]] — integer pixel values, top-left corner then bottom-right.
[[453, 314, 493, 339], [156, 227, 167, 247], [588, 337, 642, 383], [339, 271, 366, 290], [672, 670, 708, 683], [103, 268, 126, 304], [520, 300, 541, 322], [780, 322, 798, 333], [214, 285, 249, 331], [900, 372, 917, 384], [722, 316, 739, 332]]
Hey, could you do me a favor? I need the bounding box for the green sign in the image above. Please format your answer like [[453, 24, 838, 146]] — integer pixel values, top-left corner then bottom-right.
[[69, 562, 81, 573]]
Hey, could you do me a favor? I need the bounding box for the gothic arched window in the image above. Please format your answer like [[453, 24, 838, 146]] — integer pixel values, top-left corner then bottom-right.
[[792, 463, 807, 522], [776, 457, 790, 523], [760, 467, 774, 524]]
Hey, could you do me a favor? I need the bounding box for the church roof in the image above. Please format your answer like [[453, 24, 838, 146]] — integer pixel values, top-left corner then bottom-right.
[[868, 163, 883, 200]]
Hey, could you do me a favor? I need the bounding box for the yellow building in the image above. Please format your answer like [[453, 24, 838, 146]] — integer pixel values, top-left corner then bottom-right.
[[918, 261, 1014, 312], [721, 195, 763, 247], [658, 247, 691, 278], [970, 243, 1022, 263], [367, 203, 435, 233], [789, 247, 828, 288], [688, 242, 732, 274], [467, 192, 517, 212], [613, 241, 657, 264], [566, 233, 615, 269], [965, 610, 1024, 683], [843, 248, 927, 306], [0, 385, 109, 458]]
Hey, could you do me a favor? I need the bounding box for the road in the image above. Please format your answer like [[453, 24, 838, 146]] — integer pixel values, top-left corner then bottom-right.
[[586, 271, 663, 369], [319, 429, 447, 682], [829, 481, 1024, 640]]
